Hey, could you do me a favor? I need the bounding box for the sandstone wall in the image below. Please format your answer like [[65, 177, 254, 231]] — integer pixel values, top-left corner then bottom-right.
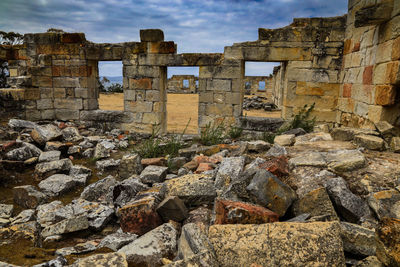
[[243, 76, 272, 97], [167, 75, 198, 94], [338, 0, 400, 128]]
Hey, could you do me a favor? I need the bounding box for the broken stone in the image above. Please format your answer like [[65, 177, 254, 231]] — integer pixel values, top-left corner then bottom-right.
[[368, 189, 400, 220], [294, 132, 333, 145], [139, 165, 168, 184], [166, 174, 216, 207], [375, 218, 400, 266], [38, 174, 79, 196], [36, 201, 64, 227], [34, 158, 73, 179], [265, 143, 287, 157], [119, 153, 142, 179], [156, 196, 188, 222], [98, 231, 138, 251], [5, 142, 42, 161], [286, 213, 311, 222], [30, 124, 62, 145], [258, 155, 289, 177], [0, 221, 39, 245], [94, 140, 115, 159], [69, 164, 92, 185], [56, 240, 98, 257], [289, 152, 327, 168], [214, 157, 245, 190], [208, 222, 345, 267], [10, 209, 35, 225], [32, 256, 67, 267], [13, 185, 47, 209], [168, 157, 187, 170], [331, 127, 379, 141], [375, 121, 396, 138], [8, 119, 38, 129], [70, 252, 128, 267], [80, 175, 117, 203], [61, 127, 83, 142], [0, 204, 13, 222], [274, 134, 295, 146], [325, 149, 366, 172], [108, 177, 149, 208], [41, 216, 89, 238], [324, 177, 371, 223], [354, 256, 384, 267], [118, 223, 177, 266], [67, 145, 81, 155], [247, 169, 296, 217], [141, 157, 167, 166], [214, 199, 279, 224], [96, 158, 121, 171], [340, 222, 375, 257], [354, 134, 385, 151], [38, 150, 61, 163], [82, 148, 94, 158], [390, 137, 400, 153], [184, 206, 212, 227], [44, 141, 68, 152], [247, 140, 271, 153]]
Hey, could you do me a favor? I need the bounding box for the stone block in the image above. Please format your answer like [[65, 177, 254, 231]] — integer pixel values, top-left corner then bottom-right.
[[148, 42, 176, 54], [55, 109, 80, 120], [40, 87, 53, 98], [53, 77, 80, 88], [32, 76, 52, 87], [142, 112, 161, 124], [392, 36, 400, 60], [125, 101, 153, 113], [36, 99, 53, 110], [24, 88, 40, 100], [363, 65, 373, 85], [129, 78, 152, 89], [343, 83, 352, 98], [376, 40, 393, 64], [54, 98, 82, 110], [83, 99, 98, 110], [385, 61, 400, 84], [199, 92, 213, 103], [145, 90, 160, 101], [355, 2, 394, 27], [205, 104, 233, 116], [41, 109, 55, 120], [207, 79, 231, 91], [375, 84, 396, 106], [140, 29, 164, 42], [54, 88, 66, 98]]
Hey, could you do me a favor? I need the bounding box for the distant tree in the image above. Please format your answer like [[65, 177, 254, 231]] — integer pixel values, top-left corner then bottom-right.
[[107, 83, 123, 93], [0, 61, 9, 88], [47, 28, 64, 33], [0, 31, 23, 88]]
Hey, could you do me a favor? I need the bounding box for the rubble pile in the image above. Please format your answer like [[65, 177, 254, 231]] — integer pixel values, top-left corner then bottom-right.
[[243, 96, 278, 111]]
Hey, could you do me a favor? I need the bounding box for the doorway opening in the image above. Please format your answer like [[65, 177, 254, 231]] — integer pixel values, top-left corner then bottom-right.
[[97, 61, 124, 111], [166, 67, 199, 134]]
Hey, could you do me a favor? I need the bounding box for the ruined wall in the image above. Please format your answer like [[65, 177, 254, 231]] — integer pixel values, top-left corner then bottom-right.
[[243, 76, 271, 97], [338, 0, 400, 128], [167, 75, 198, 93]]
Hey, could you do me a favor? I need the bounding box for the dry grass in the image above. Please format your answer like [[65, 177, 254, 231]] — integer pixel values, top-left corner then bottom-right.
[[99, 93, 281, 134]]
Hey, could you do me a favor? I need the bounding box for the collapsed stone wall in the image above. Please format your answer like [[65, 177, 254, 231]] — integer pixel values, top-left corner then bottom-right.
[[338, 0, 400, 129], [167, 75, 198, 93], [243, 76, 272, 97]]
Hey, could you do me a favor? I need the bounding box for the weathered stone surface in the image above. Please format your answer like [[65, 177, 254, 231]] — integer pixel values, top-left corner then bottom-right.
[[32, 256, 67, 267], [80, 175, 117, 202], [0, 221, 38, 245], [70, 252, 128, 267], [94, 140, 115, 159], [247, 140, 271, 152], [98, 231, 138, 251], [368, 189, 400, 220], [214, 199, 279, 224], [184, 206, 212, 227], [108, 177, 149, 208], [119, 153, 142, 179], [5, 142, 42, 161], [293, 187, 338, 221], [10, 209, 35, 225], [38, 174, 78, 196], [324, 177, 370, 223], [69, 164, 92, 184], [340, 222, 375, 257], [140, 29, 164, 42], [331, 127, 379, 141], [375, 121, 395, 138], [325, 149, 366, 172], [208, 222, 345, 267], [274, 134, 295, 146], [36, 201, 64, 227], [354, 256, 384, 267], [166, 251, 219, 267], [165, 174, 216, 207], [0, 204, 13, 221], [265, 143, 287, 157], [34, 158, 73, 178], [247, 169, 296, 217], [13, 185, 47, 209], [38, 150, 61, 162], [376, 218, 400, 267], [289, 152, 327, 168], [61, 127, 83, 142], [118, 223, 177, 266], [30, 124, 62, 145], [56, 240, 98, 257], [390, 137, 400, 152], [8, 119, 38, 129], [96, 158, 120, 171], [140, 165, 168, 184], [259, 155, 289, 177], [156, 196, 188, 222], [214, 157, 245, 190], [141, 157, 167, 167], [41, 216, 89, 238], [354, 134, 385, 151]]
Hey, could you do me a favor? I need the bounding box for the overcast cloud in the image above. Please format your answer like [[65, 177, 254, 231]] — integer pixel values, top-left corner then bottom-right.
[[0, 0, 348, 76]]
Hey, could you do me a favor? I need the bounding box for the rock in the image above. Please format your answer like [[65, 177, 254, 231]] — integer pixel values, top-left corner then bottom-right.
[[247, 169, 296, 217], [94, 140, 115, 159], [282, 127, 307, 136], [340, 222, 375, 257], [79, 139, 94, 149], [10, 209, 35, 225], [177, 223, 216, 261], [354, 256, 384, 267], [108, 177, 149, 208], [82, 148, 94, 158], [258, 155, 289, 177], [32, 256, 67, 267], [274, 134, 295, 146], [31, 124, 62, 145], [331, 127, 379, 141], [368, 189, 400, 220], [375, 121, 395, 138], [118, 223, 177, 266], [41, 216, 89, 238], [325, 149, 366, 172], [36, 201, 64, 227], [96, 159, 120, 171], [214, 157, 245, 190], [98, 231, 138, 251], [247, 140, 271, 153], [67, 145, 81, 155], [13, 185, 47, 208], [118, 192, 163, 235], [195, 162, 215, 173], [139, 165, 168, 184], [208, 222, 345, 267], [286, 213, 311, 222], [0, 221, 39, 245], [156, 196, 188, 222], [324, 177, 371, 223], [166, 174, 216, 207], [141, 157, 167, 167], [265, 144, 287, 157], [294, 132, 333, 145], [69, 165, 92, 185], [293, 187, 338, 221], [376, 218, 400, 266], [167, 251, 218, 267], [289, 152, 326, 169], [8, 119, 38, 129], [354, 134, 385, 150], [70, 252, 128, 267], [38, 174, 79, 196], [80, 175, 117, 202], [61, 127, 83, 142], [5, 142, 42, 161], [214, 199, 279, 224], [390, 137, 400, 152], [291, 168, 337, 198], [34, 158, 73, 179], [56, 240, 98, 257], [0, 204, 13, 219], [168, 157, 187, 170], [184, 206, 212, 227], [38, 150, 61, 163], [44, 141, 68, 152], [119, 153, 142, 179]]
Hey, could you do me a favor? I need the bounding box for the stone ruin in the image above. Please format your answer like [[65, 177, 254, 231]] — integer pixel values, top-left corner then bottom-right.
[[243, 76, 273, 97], [0, 0, 399, 134], [167, 75, 198, 94]]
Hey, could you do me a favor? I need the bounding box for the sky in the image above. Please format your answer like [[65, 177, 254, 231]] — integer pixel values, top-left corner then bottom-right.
[[0, 0, 348, 77]]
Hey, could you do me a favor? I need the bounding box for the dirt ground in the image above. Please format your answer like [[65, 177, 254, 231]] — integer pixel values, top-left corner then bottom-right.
[[99, 93, 281, 134]]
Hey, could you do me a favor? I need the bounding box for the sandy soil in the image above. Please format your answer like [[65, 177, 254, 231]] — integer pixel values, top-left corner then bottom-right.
[[99, 93, 281, 134]]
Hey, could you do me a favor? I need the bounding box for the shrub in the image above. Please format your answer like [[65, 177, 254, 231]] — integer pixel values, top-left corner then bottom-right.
[[262, 132, 276, 144], [286, 103, 316, 133], [228, 124, 243, 139], [198, 120, 225, 146]]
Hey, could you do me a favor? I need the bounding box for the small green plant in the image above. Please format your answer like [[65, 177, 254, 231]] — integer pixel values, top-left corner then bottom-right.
[[228, 124, 243, 139], [262, 132, 276, 144], [198, 119, 225, 146], [134, 125, 162, 158], [287, 103, 316, 133]]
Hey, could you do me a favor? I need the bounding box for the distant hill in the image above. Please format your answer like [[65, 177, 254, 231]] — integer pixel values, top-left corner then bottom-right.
[[101, 76, 123, 85]]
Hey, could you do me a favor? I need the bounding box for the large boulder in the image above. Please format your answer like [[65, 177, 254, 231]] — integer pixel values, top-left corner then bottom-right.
[[208, 222, 345, 267]]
